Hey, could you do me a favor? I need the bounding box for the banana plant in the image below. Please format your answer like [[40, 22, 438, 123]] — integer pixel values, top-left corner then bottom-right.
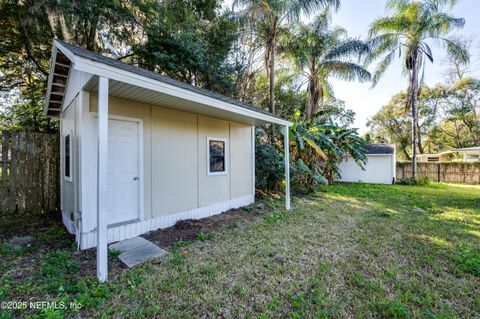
[[285, 110, 368, 185]]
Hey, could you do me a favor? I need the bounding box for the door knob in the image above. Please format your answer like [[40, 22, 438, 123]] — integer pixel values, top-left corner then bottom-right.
[[133, 177, 140, 181]]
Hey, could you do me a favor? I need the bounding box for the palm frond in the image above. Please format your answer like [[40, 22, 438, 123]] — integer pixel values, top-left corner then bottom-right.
[[365, 33, 401, 64], [369, 16, 410, 37], [435, 35, 470, 65], [324, 39, 370, 61], [424, 13, 465, 37], [284, 0, 340, 23], [323, 61, 372, 82], [386, 0, 411, 11], [372, 47, 398, 86]]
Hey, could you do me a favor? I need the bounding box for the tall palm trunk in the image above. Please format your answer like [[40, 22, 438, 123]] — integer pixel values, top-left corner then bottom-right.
[[306, 76, 319, 119], [409, 50, 419, 179], [268, 18, 278, 144], [416, 122, 424, 154]]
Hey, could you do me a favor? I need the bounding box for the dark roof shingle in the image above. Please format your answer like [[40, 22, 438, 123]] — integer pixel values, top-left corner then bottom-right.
[[366, 144, 395, 154]]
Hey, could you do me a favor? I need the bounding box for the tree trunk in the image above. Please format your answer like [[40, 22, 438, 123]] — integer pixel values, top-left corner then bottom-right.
[[410, 53, 419, 179], [269, 36, 276, 116], [305, 82, 313, 119], [416, 122, 424, 154], [269, 19, 278, 144]]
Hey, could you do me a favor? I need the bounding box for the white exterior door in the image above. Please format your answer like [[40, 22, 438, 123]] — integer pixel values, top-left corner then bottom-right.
[[106, 119, 140, 225]]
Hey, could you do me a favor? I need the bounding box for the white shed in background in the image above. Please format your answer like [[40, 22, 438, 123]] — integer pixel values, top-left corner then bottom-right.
[[338, 144, 396, 185]]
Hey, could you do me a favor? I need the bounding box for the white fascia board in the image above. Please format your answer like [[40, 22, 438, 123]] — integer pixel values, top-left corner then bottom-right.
[[44, 45, 58, 115], [53, 40, 77, 62], [71, 56, 292, 126]]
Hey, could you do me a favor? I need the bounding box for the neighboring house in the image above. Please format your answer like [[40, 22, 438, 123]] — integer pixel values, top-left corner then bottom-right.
[[44, 40, 292, 282], [337, 144, 396, 185], [417, 147, 480, 163]]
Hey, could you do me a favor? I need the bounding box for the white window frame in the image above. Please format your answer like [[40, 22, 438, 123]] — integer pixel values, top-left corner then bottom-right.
[[207, 136, 228, 176], [64, 130, 73, 182]]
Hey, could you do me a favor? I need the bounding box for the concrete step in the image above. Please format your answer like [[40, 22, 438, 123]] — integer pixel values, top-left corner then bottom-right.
[[109, 236, 167, 268]]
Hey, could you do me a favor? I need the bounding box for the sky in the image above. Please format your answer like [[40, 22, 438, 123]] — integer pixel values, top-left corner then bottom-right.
[[329, 0, 480, 133]]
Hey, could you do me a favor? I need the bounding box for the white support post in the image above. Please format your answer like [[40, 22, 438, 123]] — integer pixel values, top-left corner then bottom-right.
[[284, 125, 290, 210], [252, 126, 255, 199], [97, 76, 109, 282]]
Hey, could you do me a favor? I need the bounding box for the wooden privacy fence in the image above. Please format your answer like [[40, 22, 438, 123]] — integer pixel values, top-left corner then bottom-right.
[[397, 162, 480, 184], [1, 131, 60, 213]]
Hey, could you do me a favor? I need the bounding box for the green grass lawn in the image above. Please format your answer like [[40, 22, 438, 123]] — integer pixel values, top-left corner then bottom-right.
[[1, 183, 479, 318]]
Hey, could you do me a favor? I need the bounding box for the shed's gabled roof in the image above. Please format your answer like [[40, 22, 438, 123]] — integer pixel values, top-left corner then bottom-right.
[[45, 40, 292, 126], [366, 144, 395, 155]]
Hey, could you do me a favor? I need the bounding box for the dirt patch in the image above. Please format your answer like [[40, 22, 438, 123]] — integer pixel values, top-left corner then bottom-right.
[[144, 206, 264, 249], [0, 210, 61, 241]]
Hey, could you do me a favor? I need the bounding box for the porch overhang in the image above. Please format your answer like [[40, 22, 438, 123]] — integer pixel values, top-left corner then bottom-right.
[[82, 77, 290, 127]]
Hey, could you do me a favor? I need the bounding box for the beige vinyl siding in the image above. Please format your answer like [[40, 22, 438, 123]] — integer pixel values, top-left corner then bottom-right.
[[151, 107, 198, 217], [198, 116, 231, 206], [89, 95, 252, 221], [230, 122, 253, 198]]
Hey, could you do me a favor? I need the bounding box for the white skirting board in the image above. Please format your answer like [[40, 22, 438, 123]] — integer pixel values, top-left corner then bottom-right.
[[62, 212, 76, 234], [77, 194, 254, 250]]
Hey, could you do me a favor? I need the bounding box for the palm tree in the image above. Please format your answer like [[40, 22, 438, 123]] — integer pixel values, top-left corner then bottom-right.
[[367, 0, 469, 178], [234, 0, 340, 138], [283, 10, 371, 118]]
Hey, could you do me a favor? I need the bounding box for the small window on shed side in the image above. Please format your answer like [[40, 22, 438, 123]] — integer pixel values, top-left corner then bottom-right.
[[64, 134, 72, 181], [208, 138, 226, 175]]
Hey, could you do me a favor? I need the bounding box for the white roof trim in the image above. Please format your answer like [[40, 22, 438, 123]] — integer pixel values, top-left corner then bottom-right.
[[53, 40, 292, 126]]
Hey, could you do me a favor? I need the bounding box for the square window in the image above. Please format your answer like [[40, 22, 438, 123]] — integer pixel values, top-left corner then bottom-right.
[[208, 139, 226, 174]]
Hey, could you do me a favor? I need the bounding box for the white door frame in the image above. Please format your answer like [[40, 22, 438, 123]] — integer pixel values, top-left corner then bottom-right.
[[96, 114, 145, 223]]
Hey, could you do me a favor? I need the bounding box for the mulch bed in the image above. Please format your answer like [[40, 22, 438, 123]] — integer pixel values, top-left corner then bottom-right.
[[144, 206, 265, 249]]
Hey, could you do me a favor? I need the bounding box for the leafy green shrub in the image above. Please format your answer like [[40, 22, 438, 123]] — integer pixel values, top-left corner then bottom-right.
[[290, 114, 366, 186], [291, 159, 328, 191], [255, 141, 284, 192], [396, 176, 430, 186], [254, 113, 368, 193]]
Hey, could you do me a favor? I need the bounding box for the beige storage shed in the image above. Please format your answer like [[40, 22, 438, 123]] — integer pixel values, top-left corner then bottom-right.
[[44, 40, 292, 282]]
